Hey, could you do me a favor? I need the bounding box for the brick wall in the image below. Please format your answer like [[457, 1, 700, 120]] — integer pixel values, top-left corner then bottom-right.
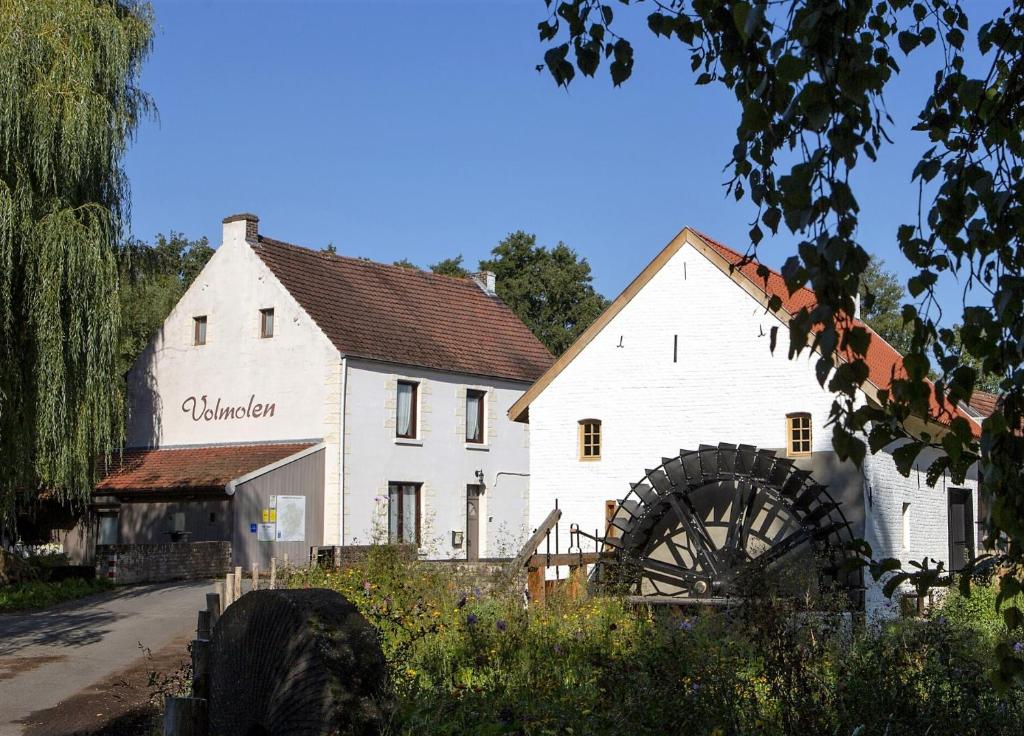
[[96, 541, 231, 584]]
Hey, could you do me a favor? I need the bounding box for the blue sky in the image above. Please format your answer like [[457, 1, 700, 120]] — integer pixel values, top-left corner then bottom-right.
[[125, 1, 990, 313]]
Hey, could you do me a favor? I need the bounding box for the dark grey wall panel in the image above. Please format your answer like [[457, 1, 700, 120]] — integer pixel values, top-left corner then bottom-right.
[[232, 449, 325, 569], [118, 499, 232, 544]]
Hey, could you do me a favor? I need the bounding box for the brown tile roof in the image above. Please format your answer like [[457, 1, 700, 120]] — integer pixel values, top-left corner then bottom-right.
[[252, 237, 553, 382], [95, 442, 316, 495]]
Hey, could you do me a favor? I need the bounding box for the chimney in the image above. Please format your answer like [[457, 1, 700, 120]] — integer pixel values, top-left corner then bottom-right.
[[222, 212, 259, 244], [472, 270, 497, 296], [853, 293, 861, 320]]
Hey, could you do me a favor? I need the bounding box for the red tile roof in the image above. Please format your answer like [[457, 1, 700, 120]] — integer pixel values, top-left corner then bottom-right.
[[95, 442, 316, 495], [694, 231, 982, 437], [252, 237, 553, 382], [967, 390, 999, 418]]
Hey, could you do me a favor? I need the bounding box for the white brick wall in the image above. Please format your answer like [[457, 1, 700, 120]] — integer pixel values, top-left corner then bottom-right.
[[527, 238, 979, 614], [863, 441, 979, 620], [529, 240, 842, 545]]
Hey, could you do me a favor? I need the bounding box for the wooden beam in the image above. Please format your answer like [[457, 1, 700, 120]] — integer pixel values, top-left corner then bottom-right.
[[506, 508, 562, 576], [526, 552, 607, 568]]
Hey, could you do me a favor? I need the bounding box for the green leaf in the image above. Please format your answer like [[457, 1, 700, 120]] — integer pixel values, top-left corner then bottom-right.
[[898, 31, 920, 54]]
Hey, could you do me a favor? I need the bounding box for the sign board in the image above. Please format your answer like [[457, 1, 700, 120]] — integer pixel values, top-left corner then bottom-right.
[[275, 495, 306, 542], [257, 523, 276, 542], [249, 522, 258, 534]]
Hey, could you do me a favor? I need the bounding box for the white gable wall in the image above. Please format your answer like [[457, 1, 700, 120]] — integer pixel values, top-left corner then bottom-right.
[[529, 241, 843, 543], [124, 223, 343, 542]]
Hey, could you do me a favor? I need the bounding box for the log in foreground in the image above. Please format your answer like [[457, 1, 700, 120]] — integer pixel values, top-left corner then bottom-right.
[[208, 588, 392, 735]]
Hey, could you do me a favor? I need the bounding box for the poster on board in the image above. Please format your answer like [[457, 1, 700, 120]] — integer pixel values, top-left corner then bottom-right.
[[275, 495, 306, 542]]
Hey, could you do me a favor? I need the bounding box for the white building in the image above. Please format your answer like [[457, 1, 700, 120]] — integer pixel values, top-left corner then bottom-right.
[[93, 213, 552, 567], [509, 227, 983, 617]]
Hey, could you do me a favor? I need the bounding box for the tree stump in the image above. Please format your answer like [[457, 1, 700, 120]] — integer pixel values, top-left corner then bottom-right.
[[208, 589, 392, 736]]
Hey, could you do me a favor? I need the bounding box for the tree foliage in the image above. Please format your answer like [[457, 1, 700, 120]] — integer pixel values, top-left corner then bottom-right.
[[116, 233, 213, 377], [430, 254, 469, 277], [481, 231, 608, 355], [537, 0, 1024, 677], [0, 0, 153, 523], [860, 258, 913, 355]]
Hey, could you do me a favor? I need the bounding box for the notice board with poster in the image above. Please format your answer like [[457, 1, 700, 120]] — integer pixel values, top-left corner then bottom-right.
[[275, 495, 306, 542]]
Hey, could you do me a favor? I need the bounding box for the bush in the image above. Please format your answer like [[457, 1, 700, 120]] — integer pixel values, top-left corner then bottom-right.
[[289, 549, 1024, 736]]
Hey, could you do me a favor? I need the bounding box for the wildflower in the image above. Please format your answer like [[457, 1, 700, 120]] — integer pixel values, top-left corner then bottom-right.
[[456, 594, 468, 609], [553, 643, 563, 655], [496, 619, 507, 632], [677, 618, 694, 631], [466, 613, 478, 626], [1014, 642, 1024, 654], [362, 580, 371, 595]]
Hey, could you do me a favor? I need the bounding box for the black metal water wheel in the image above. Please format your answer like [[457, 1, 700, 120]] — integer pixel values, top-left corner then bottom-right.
[[596, 443, 861, 605]]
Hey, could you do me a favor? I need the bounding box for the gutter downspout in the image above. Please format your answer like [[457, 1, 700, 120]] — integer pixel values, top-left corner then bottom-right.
[[339, 356, 348, 545]]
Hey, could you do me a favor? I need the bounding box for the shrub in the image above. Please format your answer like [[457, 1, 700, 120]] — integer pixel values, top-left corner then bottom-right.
[[289, 549, 1024, 736]]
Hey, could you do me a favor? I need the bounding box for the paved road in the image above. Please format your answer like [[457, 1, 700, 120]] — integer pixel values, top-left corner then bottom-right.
[[0, 580, 214, 736]]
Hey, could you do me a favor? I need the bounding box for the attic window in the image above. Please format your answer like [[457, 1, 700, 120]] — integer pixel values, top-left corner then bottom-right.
[[579, 419, 601, 461], [260, 308, 275, 338], [193, 316, 207, 346], [786, 413, 812, 456]]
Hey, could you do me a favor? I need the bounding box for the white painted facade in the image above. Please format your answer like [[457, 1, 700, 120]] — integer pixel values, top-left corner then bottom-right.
[[125, 218, 535, 558], [521, 232, 979, 616]]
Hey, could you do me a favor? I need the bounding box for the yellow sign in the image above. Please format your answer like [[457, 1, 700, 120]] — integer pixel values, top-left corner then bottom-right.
[[261, 508, 269, 523], [269, 509, 277, 523]]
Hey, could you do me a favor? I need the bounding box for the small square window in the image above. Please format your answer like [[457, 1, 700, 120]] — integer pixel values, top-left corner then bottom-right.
[[396, 381, 418, 439], [260, 308, 274, 338], [579, 419, 601, 460], [787, 413, 812, 456], [193, 316, 207, 346], [466, 389, 486, 443]]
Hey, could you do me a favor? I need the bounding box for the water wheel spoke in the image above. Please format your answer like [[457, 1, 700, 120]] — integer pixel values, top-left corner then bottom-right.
[[665, 493, 718, 575], [639, 556, 706, 586]]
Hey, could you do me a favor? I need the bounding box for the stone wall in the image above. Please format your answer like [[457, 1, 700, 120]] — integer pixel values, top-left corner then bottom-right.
[[96, 541, 231, 584]]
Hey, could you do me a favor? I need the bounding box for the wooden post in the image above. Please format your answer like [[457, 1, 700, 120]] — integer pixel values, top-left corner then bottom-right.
[[251, 563, 259, 592], [269, 558, 277, 590], [333, 546, 341, 569], [163, 696, 207, 736], [283, 553, 289, 569], [566, 565, 585, 600], [191, 638, 210, 701], [233, 566, 242, 601], [527, 566, 546, 605], [310, 546, 319, 567], [224, 573, 234, 608], [196, 610, 211, 640], [206, 593, 221, 631]]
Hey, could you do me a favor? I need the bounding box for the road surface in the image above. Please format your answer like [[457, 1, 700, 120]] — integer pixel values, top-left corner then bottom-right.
[[0, 580, 213, 736]]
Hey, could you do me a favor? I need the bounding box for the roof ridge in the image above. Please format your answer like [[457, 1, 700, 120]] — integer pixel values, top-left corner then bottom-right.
[[692, 229, 818, 305], [256, 235, 487, 291]]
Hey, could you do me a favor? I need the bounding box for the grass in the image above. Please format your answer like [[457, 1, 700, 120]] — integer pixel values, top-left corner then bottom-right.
[[0, 577, 113, 612]]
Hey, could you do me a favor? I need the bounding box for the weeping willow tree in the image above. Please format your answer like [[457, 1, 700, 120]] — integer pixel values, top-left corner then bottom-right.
[[0, 1, 153, 530]]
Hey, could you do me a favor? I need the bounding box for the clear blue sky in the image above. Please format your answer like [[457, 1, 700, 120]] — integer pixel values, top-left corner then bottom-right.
[[125, 1, 991, 313]]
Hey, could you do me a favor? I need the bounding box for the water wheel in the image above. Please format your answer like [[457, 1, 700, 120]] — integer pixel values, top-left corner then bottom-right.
[[596, 443, 862, 605]]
